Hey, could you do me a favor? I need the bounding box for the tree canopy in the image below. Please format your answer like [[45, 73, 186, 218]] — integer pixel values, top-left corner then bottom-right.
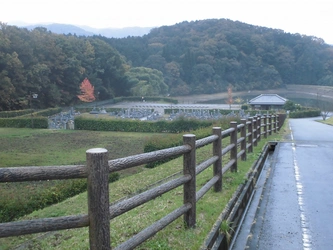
[[1, 18, 333, 111]]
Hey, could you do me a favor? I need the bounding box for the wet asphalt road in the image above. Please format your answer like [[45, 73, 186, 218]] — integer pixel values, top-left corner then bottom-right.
[[232, 117, 333, 250]]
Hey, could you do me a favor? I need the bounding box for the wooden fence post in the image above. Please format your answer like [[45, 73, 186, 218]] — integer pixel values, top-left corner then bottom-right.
[[213, 127, 222, 192], [278, 113, 285, 130], [253, 116, 258, 147], [183, 134, 196, 228], [268, 115, 272, 135], [257, 115, 261, 143], [273, 115, 277, 133], [240, 119, 247, 161], [86, 148, 110, 250], [230, 121, 238, 172], [248, 117, 253, 153], [276, 114, 280, 132], [263, 115, 267, 139]]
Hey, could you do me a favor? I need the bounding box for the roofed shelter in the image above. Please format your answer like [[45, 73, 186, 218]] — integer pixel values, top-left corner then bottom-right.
[[248, 94, 287, 110]]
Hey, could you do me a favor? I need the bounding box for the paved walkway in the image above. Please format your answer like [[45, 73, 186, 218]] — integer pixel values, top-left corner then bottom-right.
[[231, 118, 333, 250]]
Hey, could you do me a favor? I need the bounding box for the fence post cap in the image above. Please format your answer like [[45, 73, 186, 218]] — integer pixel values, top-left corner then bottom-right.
[[86, 148, 108, 154], [183, 134, 195, 137]]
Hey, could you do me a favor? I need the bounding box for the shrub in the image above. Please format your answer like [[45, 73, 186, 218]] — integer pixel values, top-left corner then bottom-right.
[[289, 109, 320, 118], [0, 117, 48, 128], [74, 117, 213, 133]]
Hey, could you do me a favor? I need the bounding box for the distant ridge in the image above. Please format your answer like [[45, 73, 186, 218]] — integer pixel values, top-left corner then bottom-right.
[[20, 22, 154, 38]]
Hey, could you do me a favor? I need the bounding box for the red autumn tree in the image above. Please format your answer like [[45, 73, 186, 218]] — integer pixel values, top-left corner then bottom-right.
[[77, 78, 95, 102]]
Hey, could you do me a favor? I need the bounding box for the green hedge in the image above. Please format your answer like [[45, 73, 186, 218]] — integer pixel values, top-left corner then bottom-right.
[[0, 108, 62, 118], [0, 109, 33, 118], [75, 107, 124, 114], [74, 117, 213, 133], [37, 107, 63, 117], [0, 117, 48, 128], [289, 109, 321, 118], [20, 107, 63, 117]]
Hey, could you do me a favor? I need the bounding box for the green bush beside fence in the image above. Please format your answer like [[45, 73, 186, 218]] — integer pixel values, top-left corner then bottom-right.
[[289, 109, 321, 118], [74, 117, 213, 133]]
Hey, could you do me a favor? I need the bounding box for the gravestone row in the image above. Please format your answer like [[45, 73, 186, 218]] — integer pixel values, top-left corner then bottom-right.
[[48, 106, 266, 129]]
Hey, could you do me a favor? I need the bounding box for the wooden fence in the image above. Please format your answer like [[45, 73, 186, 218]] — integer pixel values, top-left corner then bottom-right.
[[0, 114, 280, 249]]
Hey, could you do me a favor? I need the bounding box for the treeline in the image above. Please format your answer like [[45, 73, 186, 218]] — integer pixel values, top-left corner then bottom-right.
[[1, 19, 333, 111]]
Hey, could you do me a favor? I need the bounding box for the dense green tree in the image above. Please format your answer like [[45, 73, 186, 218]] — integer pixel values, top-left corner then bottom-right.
[[125, 67, 168, 96]]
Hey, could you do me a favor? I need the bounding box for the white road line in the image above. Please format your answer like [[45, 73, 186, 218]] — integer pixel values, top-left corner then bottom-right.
[[290, 124, 312, 250]]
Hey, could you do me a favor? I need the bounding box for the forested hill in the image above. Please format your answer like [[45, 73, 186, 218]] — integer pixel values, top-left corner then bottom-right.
[[106, 19, 333, 94], [1, 19, 333, 111]]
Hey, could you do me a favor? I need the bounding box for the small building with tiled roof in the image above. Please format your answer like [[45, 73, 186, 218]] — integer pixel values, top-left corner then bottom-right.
[[248, 94, 287, 110]]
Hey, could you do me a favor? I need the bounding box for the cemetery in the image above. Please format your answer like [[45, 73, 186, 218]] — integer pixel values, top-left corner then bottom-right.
[[47, 103, 266, 130]]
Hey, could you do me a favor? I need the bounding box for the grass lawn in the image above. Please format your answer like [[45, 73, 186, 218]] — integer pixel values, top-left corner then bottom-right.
[[319, 116, 333, 125], [0, 128, 158, 167], [0, 128, 171, 223], [0, 122, 286, 249]]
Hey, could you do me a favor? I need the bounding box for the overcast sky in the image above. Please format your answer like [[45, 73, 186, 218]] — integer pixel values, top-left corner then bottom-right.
[[1, 0, 332, 44]]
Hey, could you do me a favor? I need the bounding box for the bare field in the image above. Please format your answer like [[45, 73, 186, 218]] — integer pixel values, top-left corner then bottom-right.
[[172, 85, 333, 104]]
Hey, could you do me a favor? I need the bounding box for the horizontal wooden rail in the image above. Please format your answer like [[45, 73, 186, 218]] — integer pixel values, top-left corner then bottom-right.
[[114, 203, 192, 250], [109, 145, 191, 173], [237, 149, 245, 159], [196, 175, 220, 202], [196, 156, 219, 175], [196, 134, 219, 148], [222, 159, 236, 174], [222, 127, 234, 137], [109, 174, 192, 219], [0, 165, 86, 182], [237, 124, 244, 130], [0, 215, 89, 238], [237, 137, 245, 144], [222, 143, 235, 156]]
